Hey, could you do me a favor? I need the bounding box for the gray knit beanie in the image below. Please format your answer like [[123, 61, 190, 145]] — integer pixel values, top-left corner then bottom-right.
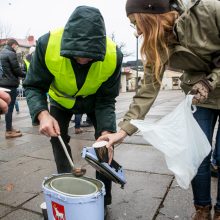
[[126, 0, 172, 16]]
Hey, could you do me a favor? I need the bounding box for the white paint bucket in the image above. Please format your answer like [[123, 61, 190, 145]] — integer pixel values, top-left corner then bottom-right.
[[42, 173, 105, 220]]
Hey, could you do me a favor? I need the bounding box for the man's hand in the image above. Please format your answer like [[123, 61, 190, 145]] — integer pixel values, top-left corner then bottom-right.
[[0, 91, 11, 114], [38, 110, 60, 137], [98, 130, 128, 164], [191, 80, 212, 105]]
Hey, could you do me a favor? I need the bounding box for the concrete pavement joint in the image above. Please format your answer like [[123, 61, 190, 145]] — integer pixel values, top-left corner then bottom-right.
[[24, 155, 52, 161], [125, 168, 174, 177], [0, 193, 41, 219], [0, 208, 42, 219], [152, 176, 175, 220]]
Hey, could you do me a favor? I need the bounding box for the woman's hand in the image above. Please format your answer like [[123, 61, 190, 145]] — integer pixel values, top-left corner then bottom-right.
[[191, 80, 212, 104], [38, 110, 60, 137], [98, 129, 128, 164]]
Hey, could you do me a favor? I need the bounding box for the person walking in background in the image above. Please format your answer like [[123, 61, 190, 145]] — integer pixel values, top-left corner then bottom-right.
[[0, 39, 25, 138], [74, 114, 83, 134], [23, 6, 123, 215], [72, 114, 92, 133], [23, 46, 35, 73], [13, 47, 36, 117], [14, 85, 21, 114], [14, 99, 19, 114], [81, 115, 93, 127], [98, 0, 220, 219], [73, 114, 93, 128]]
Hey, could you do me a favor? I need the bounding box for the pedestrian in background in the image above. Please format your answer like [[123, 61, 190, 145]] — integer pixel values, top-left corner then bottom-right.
[[13, 46, 36, 115], [23, 6, 123, 215], [0, 39, 25, 138], [74, 114, 83, 134], [14, 99, 19, 114], [72, 114, 92, 134], [23, 46, 35, 73], [81, 115, 93, 127], [98, 0, 220, 219]]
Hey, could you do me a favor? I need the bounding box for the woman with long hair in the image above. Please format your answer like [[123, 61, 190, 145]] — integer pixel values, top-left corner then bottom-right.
[[98, 0, 220, 219]]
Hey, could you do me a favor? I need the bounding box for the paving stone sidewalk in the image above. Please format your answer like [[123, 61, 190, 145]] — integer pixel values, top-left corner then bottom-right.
[[0, 90, 217, 220]]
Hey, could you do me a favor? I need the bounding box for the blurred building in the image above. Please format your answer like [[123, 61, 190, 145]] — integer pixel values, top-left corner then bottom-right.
[[161, 69, 182, 90], [121, 61, 182, 92]]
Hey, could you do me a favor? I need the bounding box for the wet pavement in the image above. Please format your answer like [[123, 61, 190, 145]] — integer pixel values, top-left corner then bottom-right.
[[0, 90, 217, 220]]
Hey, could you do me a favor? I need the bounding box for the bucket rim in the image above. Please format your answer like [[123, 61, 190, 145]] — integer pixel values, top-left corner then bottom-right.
[[42, 174, 106, 203], [49, 176, 98, 197], [50, 176, 98, 197]]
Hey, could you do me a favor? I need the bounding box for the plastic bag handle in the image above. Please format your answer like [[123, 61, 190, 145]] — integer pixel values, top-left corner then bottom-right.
[[186, 94, 197, 113]]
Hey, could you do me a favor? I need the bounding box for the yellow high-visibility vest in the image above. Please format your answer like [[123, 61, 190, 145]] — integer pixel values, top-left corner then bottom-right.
[[45, 28, 117, 109], [24, 59, 30, 70]]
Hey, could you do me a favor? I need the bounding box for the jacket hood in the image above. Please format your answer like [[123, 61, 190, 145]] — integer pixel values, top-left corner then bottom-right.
[[60, 6, 106, 61]]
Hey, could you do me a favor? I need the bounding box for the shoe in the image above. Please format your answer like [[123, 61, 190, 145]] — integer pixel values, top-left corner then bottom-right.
[[192, 205, 211, 220], [81, 121, 92, 127], [5, 131, 22, 139], [75, 128, 83, 134], [214, 207, 220, 220], [11, 127, 21, 133], [16, 111, 20, 114]]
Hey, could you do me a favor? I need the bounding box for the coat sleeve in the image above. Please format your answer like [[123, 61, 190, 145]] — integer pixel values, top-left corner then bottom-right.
[[23, 33, 54, 124], [8, 52, 25, 78], [207, 0, 220, 89], [119, 66, 163, 135], [94, 47, 123, 138]]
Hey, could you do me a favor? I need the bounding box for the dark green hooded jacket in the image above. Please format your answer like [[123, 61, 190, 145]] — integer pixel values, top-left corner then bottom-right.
[[23, 6, 123, 137]]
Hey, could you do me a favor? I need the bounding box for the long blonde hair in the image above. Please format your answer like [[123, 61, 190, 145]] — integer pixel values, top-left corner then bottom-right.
[[134, 11, 178, 83]]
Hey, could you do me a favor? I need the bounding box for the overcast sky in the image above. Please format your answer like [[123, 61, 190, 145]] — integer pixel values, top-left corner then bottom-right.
[[0, 0, 141, 62]]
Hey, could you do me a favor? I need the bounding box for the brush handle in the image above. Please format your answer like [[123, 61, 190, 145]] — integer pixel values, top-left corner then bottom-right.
[[58, 135, 75, 169]]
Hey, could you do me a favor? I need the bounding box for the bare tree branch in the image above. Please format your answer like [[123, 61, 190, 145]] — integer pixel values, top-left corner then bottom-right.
[[109, 32, 134, 58], [0, 22, 12, 39]]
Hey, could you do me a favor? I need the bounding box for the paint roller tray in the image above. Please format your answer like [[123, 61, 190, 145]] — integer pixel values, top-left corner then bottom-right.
[[82, 146, 126, 188]]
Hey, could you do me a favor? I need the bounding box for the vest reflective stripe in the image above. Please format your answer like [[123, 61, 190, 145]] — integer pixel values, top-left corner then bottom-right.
[[45, 28, 117, 109], [24, 59, 30, 70]]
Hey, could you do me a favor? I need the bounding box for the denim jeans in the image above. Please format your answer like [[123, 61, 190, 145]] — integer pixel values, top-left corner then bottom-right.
[[15, 100, 19, 112], [5, 87, 17, 131], [49, 106, 112, 205], [74, 114, 82, 129], [192, 106, 220, 208]]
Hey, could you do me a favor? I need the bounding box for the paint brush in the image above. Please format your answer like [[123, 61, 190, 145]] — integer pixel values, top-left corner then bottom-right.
[[58, 135, 86, 177]]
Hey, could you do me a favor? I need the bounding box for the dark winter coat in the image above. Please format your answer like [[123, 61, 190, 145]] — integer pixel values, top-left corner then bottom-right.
[[0, 45, 25, 88]]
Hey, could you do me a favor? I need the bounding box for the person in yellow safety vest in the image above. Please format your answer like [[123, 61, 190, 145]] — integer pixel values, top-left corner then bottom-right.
[[23, 59, 30, 72], [23, 6, 123, 216], [23, 46, 35, 73]]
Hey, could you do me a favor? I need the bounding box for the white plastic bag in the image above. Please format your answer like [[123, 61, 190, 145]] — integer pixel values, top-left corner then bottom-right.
[[131, 95, 211, 189]]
